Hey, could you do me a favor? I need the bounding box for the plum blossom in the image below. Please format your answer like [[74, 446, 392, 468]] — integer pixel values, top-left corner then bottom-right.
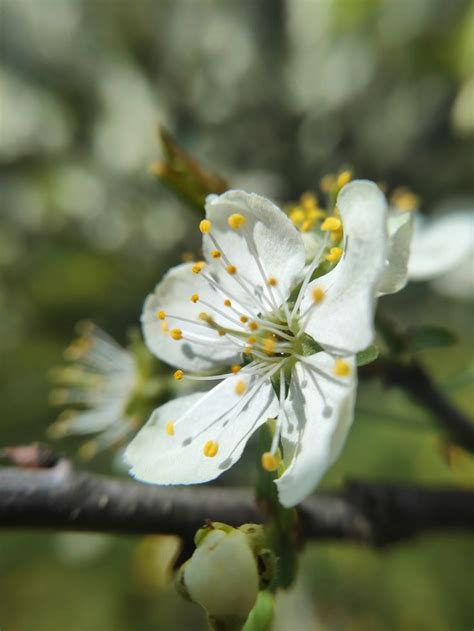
[[125, 181, 388, 506]]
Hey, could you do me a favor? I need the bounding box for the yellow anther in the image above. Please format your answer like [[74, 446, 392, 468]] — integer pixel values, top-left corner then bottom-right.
[[190, 293, 199, 303], [312, 287, 325, 304], [192, 261, 206, 274], [240, 315, 249, 323], [337, 170, 352, 188], [243, 345, 252, 356], [226, 264, 237, 275], [231, 364, 242, 374], [211, 250, 221, 259], [261, 452, 280, 472], [174, 369, 184, 380], [301, 219, 315, 232], [247, 336, 257, 344], [224, 299, 232, 307], [289, 208, 305, 226], [161, 321, 169, 334], [334, 358, 351, 377], [320, 174, 336, 193], [331, 227, 344, 243], [262, 338, 276, 355], [156, 309, 167, 320], [248, 322, 258, 332], [235, 380, 246, 395], [321, 217, 342, 232], [228, 213, 246, 229], [78, 440, 99, 461], [301, 192, 318, 211], [218, 330, 226, 336], [203, 440, 219, 458], [326, 247, 343, 262], [198, 311, 211, 322], [267, 277, 277, 286], [391, 187, 420, 212], [199, 219, 212, 234], [170, 328, 183, 341], [165, 421, 175, 436]]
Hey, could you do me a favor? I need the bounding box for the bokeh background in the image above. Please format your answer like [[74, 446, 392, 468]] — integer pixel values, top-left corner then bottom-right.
[[1, 1, 473, 629]]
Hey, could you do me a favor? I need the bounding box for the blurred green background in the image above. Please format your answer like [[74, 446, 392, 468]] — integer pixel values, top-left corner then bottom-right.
[[1, 1, 473, 629]]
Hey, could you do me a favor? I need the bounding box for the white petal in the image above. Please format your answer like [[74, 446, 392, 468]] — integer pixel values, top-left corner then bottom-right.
[[431, 249, 474, 301], [204, 190, 306, 309], [301, 231, 324, 265], [408, 211, 474, 280], [276, 353, 357, 507], [301, 180, 388, 354], [142, 263, 242, 371], [125, 374, 278, 485], [377, 209, 414, 295]]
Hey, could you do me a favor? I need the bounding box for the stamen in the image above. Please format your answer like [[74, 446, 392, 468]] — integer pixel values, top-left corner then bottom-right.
[[166, 421, 175, 436], [235, 381, 246, 395], [248, 321, 258, 331], [203, 440, 219, 457], [290, 232, 329, 322], [228, 213, 246, 229], [336, 170, 352, 188], [240, 315, 249, 323], [192, 261, 206, 274], [161, 321, 169, 334], [261, 452, 279, 471], [267, 277, 277, 286], [226, 264, 237, 275], [190, 294, 199, 303], [156, 310, 167, 320], [224, 299, 232, 307], [211, 250, 221, 259], [170, 328, 183, 340], [312, 287, 325, 303], [334, 358, 351, 377], [199, 219, 212, 234], [326, 247, 342, 262], [174, 370, 184, 380], [231, 364, 241, 374], [321, 217, 342, 232]]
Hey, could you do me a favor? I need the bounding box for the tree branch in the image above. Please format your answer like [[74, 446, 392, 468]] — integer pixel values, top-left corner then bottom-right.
[[1, 461, 473, 546], [361, 358, 474, 453]]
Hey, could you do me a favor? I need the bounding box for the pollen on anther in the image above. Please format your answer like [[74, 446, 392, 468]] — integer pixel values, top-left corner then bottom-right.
[[261, 452, 279, 472], [321, 217, 342, 232], [161, 321, 169, 334], [228, 213, 246, 230], [337, 170, 352, 188], [334, 358, 351, 377], [267, 277, 278, 286], [190, 293, 199, 303], [262, 338, 276, 355], [231, 364, 241, 374], [248, 322, 258, 332], [326, 247, 343, 262], [312, 287, 325, 303], [192, 261, 206, 274], [156, 309, 167, 320], [211, 250, 221, 259], [170, 328, 183, 341], [203, 440, 219, 457], [243, 345, 252, 355], [174, 369, 184, 380], [224, 299, 232, 307], [199, 219, 212, 234], [235, 380, 246, 395], [247, 336, 257, 344], [226, 264, 237, 275], [198, 311, 211, 322], [240, 315, 249, 323], [165, 421, 175, 436]]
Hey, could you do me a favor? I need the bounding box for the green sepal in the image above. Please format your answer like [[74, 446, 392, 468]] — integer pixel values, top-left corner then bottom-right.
[[242, 591, 275, 631], [356, 344, 379, 366]]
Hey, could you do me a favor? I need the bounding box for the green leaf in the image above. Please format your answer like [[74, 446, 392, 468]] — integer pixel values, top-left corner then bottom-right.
[[406, 326, 457, 353], [356, 344, 379, 366]]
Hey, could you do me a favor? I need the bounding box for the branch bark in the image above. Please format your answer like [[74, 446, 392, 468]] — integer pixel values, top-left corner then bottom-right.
[[1, 461, 473, 546]]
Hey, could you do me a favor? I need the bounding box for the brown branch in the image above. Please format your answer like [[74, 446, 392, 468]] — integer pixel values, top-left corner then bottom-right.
[[1, 461, 473, 546]]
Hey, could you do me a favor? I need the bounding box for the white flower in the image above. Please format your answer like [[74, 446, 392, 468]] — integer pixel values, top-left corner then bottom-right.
[[125, 181, 388, 507], [49, 323, 138, 457], [408, 210, 474, 300]]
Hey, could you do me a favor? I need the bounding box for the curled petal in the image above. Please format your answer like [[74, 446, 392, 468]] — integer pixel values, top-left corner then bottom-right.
[[125, 374, 278, 485], [378, 209, 414, 295], [276, 353, 357, 507], [302, 180, 388, 354], [204, 190, 306, 309]]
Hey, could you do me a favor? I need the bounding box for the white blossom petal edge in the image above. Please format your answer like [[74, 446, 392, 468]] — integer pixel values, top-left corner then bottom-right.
[[126, 182, 388, 507]]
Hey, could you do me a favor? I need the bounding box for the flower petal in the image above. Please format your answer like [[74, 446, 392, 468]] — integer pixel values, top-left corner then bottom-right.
[[301, 180, 388, 354], [378, 209, 414, 295], [125, 373, 278, 485], [276, 353, 357, 507], [142, 263, 242, 371], [204, 190, 306, 310], [408, 211, 474, 280]]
